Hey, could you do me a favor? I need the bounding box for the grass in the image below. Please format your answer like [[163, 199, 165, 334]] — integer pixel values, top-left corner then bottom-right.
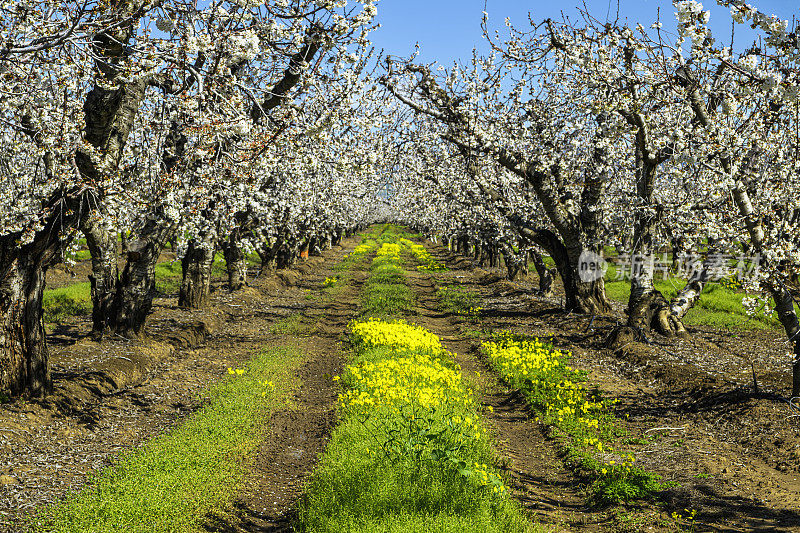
[[66, 249, 92, 263], [154, 261, 182, 295], [361, 281, 414, 317], [436, 284, 482, 319], [603, 262, 799, 331], [43, 283, 91, 323], [297, 320, 534, 532], [269, 313, 314, 336], [368, 263, 406, 285], [32, 345, 305, 533], [360, 242, 414, 316]]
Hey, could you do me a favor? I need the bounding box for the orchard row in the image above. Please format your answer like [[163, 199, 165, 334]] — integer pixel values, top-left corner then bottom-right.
[[1, 0, 799, 400]]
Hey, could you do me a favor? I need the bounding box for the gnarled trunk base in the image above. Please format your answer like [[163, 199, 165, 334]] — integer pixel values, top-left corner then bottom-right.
[[607, 290, 687, 350], [0, 243, 52, 397], [179, 239, 215, 309]]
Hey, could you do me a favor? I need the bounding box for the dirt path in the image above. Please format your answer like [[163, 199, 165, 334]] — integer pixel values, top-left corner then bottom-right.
[[406, 269, 619, 531], [0, 241, 360, 533], [204, 266, 367, 532], [417, 242, 800, 532]]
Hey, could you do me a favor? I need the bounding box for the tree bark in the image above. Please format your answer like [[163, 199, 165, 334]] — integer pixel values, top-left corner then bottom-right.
[[731, 180, 800, 397], [308, 236, 320, 257], [772, 286, 800, 398], [81, 217, 118, 338], [255, 238, 278, 276], [619, 110, 685, 338], [530, 248, 555, 297], [519, 227, 610, 313], [74, 2, 153, 335], [222, 235, 248, 291], [179, 237, 215, 308], [0, 243, 51, 397], [110, 220, 174, 336]]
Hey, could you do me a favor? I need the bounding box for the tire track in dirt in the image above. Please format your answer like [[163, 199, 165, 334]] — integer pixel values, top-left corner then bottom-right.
[[404, 268, 612, 532], [203, 259, 368, 532]]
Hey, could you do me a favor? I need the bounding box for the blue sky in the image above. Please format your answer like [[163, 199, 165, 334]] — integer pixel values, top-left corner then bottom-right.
[[369, 0, 800, 65]]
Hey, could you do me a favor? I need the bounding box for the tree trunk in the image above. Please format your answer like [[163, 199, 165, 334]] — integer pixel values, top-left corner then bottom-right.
[[0, 196, 77, 398], [456, 236, 466, 255], [109, 220, 173, 336], [255, 240, 277, 276], [531, 249, 555, 297], [0, 246, 51, 398], [520, 227, 610, 313], [222, 235, 247, 291], [771, 285, 800, 398], [308, 236, 320, 257], [622, 114, 685, 338], [82, 217, 118, 338], [465, 240, 474, 258], [671, 235, 685, 273], [179, 237, 215, 308], [121, 230, 130, 255], [276, 243, 290, 270]]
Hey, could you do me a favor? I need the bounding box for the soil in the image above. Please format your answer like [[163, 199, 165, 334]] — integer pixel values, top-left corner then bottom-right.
[[416, 243, 800, 532], [0, 241, 360, 533], [4, 232, 800, 533]]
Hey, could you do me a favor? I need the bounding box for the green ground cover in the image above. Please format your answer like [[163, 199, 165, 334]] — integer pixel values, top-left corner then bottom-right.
[[298, 227, 534, 532], [33, 346, 305, 533]]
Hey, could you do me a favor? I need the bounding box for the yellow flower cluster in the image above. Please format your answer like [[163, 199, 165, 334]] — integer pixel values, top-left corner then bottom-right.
[[398, 238, 447, 271], [376, 242, 402, 258], [671, 508, 698, 524], [600, 453, 636, 476], [260, 379, 275, 397], [350, 318, 443, 354], [337, 318, 508, 497], [348, 241, 376, 259], [343, 319, 466, 411], [483, 333, 661, 500], [323, 276, 338, 287], [339, 352, 466, 411], [483, 336, 567, 383], [482, 334, 602, 450]]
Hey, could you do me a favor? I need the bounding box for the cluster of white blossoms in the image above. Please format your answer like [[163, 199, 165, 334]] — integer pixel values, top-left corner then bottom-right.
[[738, 54, 760, 71], [228, 30, 261, 64], [0, 0, 383, 258]]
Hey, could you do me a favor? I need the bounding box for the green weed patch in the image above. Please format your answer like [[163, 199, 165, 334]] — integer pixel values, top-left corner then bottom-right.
[[43, 283, 91, 323], [436, 284, 482, 320], [33, 346, 305, 533], [483, 333, 663, 503], [360, 243, 414, 316], [297, 319, 532, 532]]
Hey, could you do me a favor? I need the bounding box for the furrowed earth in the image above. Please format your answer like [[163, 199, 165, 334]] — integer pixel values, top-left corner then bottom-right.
[[2, 227, 799, 533]]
